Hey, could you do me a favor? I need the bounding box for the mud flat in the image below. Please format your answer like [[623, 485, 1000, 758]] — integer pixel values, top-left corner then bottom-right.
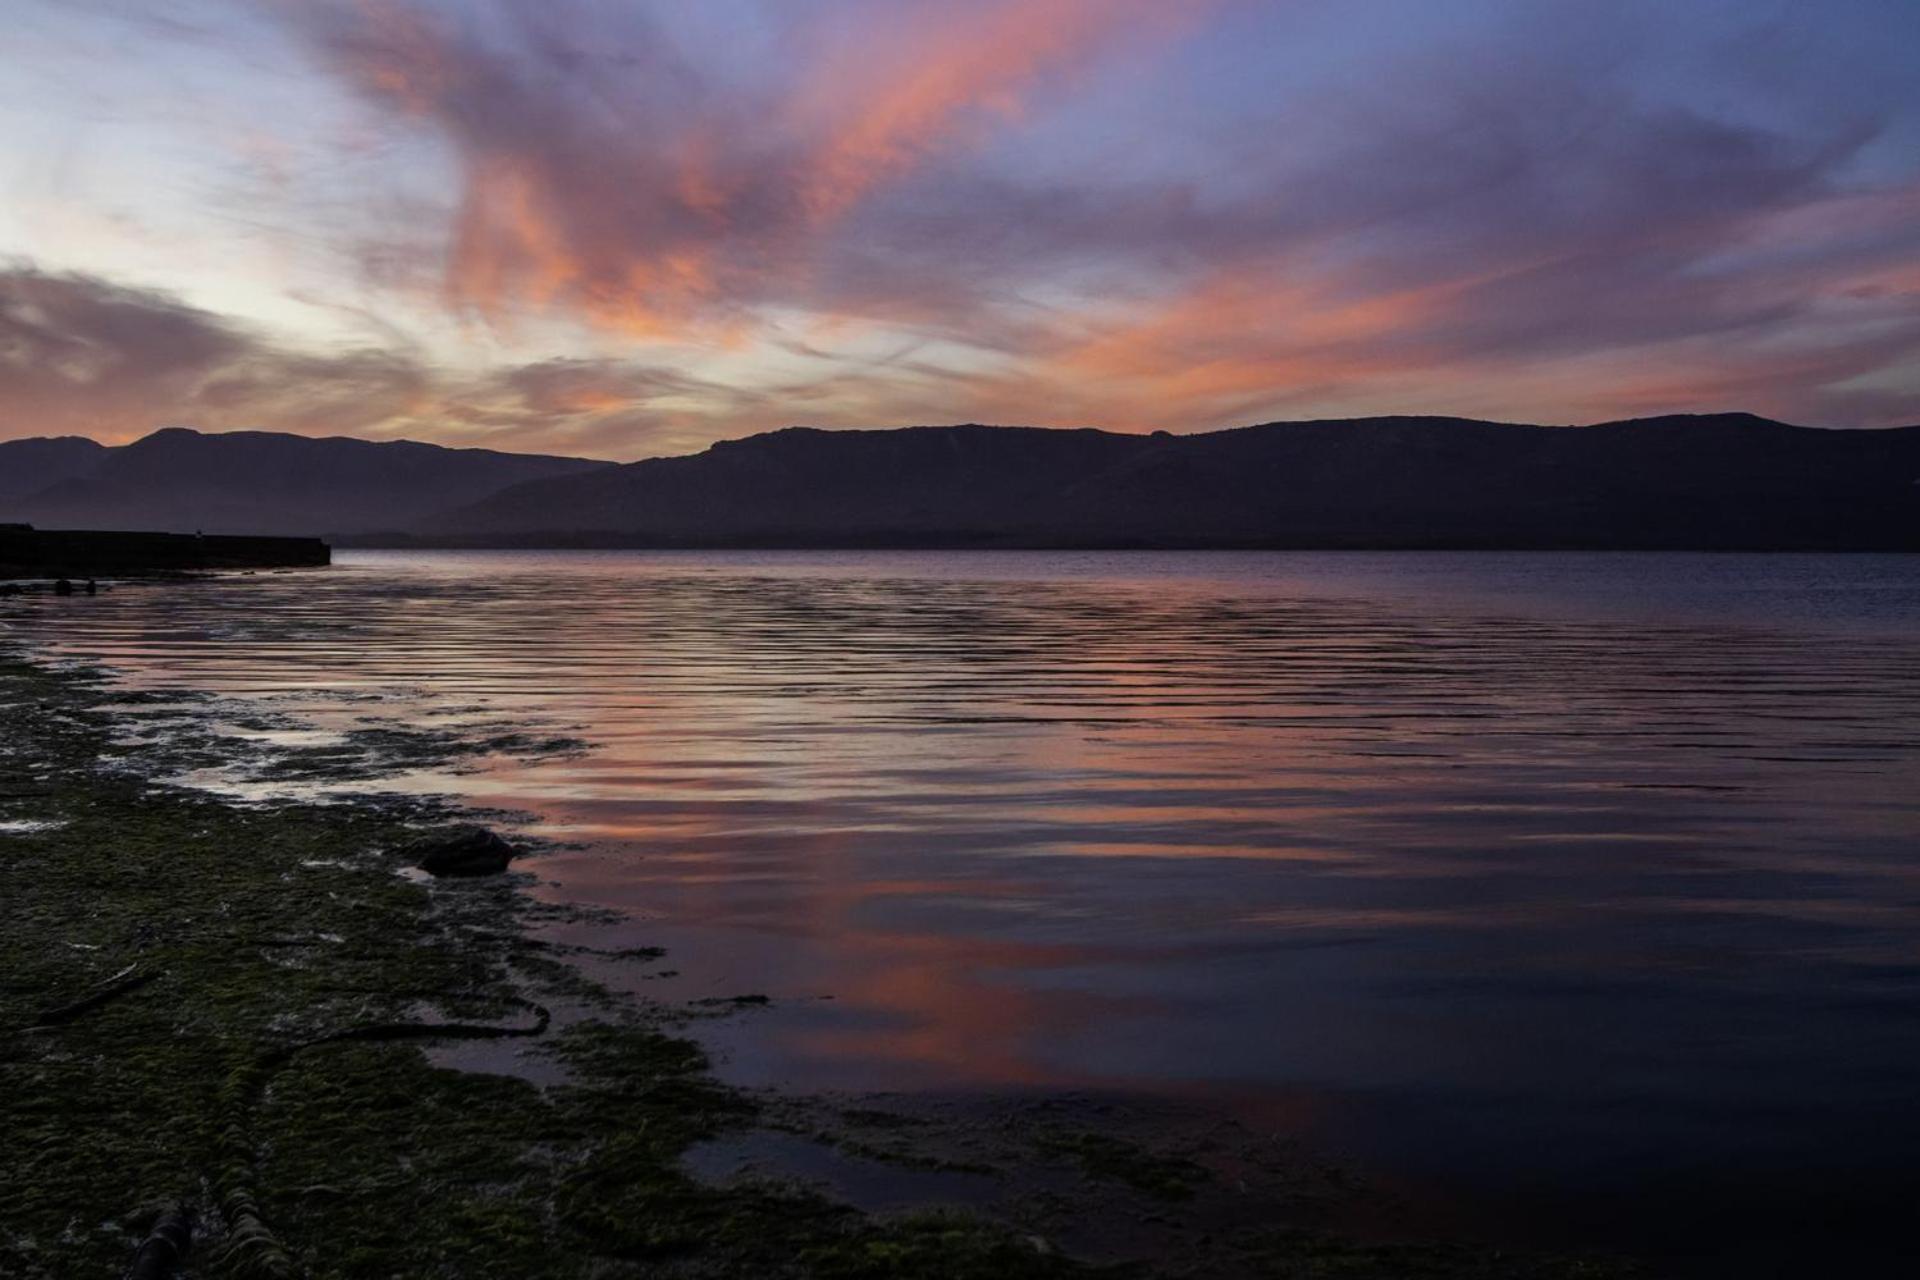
[[0, 648, 1629, 1279]]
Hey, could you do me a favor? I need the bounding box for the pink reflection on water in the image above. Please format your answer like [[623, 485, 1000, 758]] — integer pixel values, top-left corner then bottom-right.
[[11, 549, 1920, 1268]]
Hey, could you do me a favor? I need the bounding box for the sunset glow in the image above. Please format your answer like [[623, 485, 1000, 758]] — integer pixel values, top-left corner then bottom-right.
[[3, 0, 1917, 458]]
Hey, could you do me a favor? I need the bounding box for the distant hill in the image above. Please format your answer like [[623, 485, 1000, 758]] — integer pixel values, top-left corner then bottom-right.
[[423, 413, 1920, 551], [5, 428, 611, 536]]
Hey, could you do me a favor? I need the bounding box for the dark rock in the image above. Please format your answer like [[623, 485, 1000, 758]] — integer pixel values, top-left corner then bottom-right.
[[123, 1204, 194, 1280], [402, 825, 517, 877], [53, 578, 73, 596]]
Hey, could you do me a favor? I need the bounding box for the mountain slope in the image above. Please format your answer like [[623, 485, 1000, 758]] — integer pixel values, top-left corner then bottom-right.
[[0, 437, 110, 506], [426, 413, 1920, 550], [11, 428, 612, 536], [8, 415, 1915, 549], [423, 425, 1159, 540]]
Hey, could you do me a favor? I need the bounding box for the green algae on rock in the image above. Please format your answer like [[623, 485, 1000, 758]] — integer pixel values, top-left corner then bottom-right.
[[0, 652, 1076, 1278]]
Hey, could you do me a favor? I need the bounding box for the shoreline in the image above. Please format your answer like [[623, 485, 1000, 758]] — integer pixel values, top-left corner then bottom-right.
[[0, 644, 1630, 1278]]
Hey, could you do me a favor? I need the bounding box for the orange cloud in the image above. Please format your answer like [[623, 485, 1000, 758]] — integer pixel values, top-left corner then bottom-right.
[[312, 0, 1203, 344], [343, 0, 458, 117], [933, 258, 1481, 431], [794, 0, 1193, 223], [1058, 273, 1455, 404], [81, 0, 1917, 451], [447, 156, 729, 342]]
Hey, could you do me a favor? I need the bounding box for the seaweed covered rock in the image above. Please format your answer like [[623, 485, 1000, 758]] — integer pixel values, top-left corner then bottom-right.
[[402, 825, 517, 877]]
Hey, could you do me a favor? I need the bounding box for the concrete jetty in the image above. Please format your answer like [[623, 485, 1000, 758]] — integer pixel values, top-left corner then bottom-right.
[[0, 525, 330, 579]]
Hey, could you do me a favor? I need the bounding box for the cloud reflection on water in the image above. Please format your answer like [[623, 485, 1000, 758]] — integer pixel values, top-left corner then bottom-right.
[[10, 548, 1920, 1266]]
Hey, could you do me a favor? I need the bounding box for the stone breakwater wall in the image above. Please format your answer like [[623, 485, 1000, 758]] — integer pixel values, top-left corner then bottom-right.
[[0, 526, 329, 578]]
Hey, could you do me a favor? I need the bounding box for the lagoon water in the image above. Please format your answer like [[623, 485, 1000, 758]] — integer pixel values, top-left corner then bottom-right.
[[11, 550, 1920, 1274]]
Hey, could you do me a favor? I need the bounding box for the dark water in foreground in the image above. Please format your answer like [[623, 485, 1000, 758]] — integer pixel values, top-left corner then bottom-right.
[[10, 550, 1920, 1275]]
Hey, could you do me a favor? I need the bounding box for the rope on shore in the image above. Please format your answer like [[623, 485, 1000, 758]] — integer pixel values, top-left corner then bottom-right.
[[212, 1000, 553, 1279], [30, 964, 163, 1029], [21, 943, 549, 1276], [120, 1204, 193, 1280], [266, 1002, 553, 1061]]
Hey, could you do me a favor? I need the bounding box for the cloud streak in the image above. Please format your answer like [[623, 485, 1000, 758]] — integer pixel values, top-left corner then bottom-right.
[[296, 0, 1193, 344], [0, 265, 418, 440], [0, 266, 756, 454], [950, 91, 1920, 430]]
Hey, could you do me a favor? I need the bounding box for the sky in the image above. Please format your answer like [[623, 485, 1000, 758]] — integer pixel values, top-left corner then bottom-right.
[[1, 0, 1917, 460]]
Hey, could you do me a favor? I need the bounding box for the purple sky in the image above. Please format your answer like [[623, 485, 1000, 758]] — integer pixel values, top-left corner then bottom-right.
[[3, 0, 1917, 459]]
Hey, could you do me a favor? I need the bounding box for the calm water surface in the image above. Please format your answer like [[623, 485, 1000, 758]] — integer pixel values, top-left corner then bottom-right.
[[10, 550, 1920, 1275]]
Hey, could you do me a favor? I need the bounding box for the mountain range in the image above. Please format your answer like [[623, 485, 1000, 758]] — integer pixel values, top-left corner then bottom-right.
[[0, 428, 608, 536], [3, 414, 1917, 550]]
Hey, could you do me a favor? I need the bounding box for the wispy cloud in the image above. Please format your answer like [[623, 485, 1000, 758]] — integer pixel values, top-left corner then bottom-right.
[[0, 265, 419, 439], [295, 0, 1198, 343], [0, 265, 755, 455]]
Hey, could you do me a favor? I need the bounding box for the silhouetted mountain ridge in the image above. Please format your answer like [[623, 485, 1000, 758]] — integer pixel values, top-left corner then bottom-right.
[[4, 415, 1916, 548], [3, 427, 612, 536], [424, 413, 1920, 550], [0, 437, 110, 506]]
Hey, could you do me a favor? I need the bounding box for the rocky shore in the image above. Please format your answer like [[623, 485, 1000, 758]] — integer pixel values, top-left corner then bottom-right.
[[0, 647, 1629, 1279]]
